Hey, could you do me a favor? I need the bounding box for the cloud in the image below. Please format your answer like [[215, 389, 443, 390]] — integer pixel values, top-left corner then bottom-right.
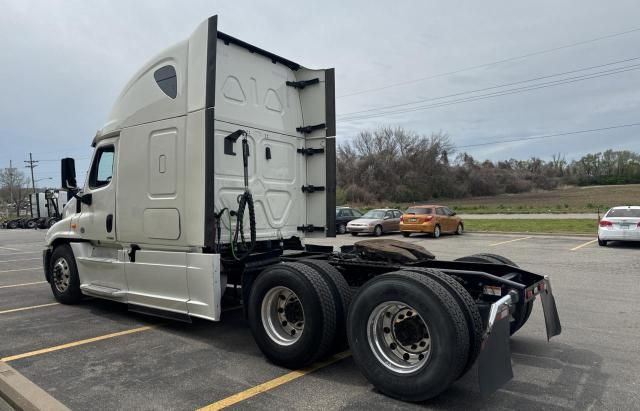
[[1, 0, 639, 183]]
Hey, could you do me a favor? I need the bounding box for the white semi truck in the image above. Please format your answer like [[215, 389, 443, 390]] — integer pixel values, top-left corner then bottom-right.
[[43, 15, 561, 401]]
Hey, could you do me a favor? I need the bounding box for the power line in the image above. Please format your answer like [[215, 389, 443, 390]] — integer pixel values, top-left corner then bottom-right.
[[337, 26, 640, 98], [456, 122, 640, 150], [337, 64, 640, 122], [338, 56, 640, 118]]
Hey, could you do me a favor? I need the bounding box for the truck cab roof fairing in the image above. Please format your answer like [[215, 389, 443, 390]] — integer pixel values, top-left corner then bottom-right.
[[98, 16, 306, 139]]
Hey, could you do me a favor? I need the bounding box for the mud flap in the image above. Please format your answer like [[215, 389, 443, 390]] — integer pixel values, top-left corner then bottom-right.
[[541, 278, 562, 340], [478, 315, 513, 397]]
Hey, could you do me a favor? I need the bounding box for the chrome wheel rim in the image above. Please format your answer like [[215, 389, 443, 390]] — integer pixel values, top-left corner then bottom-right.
[[52, 257, 71, 293], [375, 226, 382, 236], [457, 224, 463, 234], [434, 226, 440, 237], [367, 301, 431, 374], [338, 224, 346, 234], [261, 286, 304, 346]]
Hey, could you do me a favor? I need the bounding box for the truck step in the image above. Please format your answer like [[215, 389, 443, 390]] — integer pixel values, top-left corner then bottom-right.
[[80, 284, 126, 299]]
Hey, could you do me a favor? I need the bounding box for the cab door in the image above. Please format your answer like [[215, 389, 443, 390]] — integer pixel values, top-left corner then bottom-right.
[[73, 137, 127, 296], [77, 138, 118, 243]]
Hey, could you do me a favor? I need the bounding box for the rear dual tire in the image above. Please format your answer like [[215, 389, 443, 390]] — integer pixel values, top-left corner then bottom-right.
[[347, 270, 472, 401], [454, 253, 532, 335], [248, 262, 347, 369]]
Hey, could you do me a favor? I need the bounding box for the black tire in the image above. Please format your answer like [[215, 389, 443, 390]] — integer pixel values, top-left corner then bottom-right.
[[432, 224, 441, 238], [455, 223, 464, 235], [49, 244, 83, 304], [337, 223, 347, 235], [598, 237, 607, 246], [402, 232, 411, 238], [454, 253, 532, 335], [47, 218, 59, 228], [248, 262, 337, 369], [298, 260, 352, 351], [8, 221, 18, 229], [347, 271, 469, 401], [400, 267, 482, 379], [26, 219, 37, 229], [351, 232, 359, 236], [373, 225, 383, 237]]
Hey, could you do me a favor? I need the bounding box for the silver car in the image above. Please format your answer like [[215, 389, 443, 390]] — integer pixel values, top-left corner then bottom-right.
[[347, 208, 402, 237], [598, 206, 640, 246]]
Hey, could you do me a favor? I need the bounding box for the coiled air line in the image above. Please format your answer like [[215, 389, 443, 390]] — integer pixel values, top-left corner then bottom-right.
[[215, 130, 257, 260]]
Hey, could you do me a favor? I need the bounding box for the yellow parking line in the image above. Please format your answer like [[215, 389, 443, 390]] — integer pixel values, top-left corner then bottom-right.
[[570, 239, 597, 251], [488, 236, 532, 247], [198, 351, 351, 411], [1, 325, 156, 362], [0, 302, 59, 315], [0, 281, 47, 289], [0, 246, 19, 251], [0, 267, 40, 273]]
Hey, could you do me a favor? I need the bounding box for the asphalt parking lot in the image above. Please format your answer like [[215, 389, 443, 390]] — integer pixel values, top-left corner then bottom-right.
[[1, 229, 639, 410]]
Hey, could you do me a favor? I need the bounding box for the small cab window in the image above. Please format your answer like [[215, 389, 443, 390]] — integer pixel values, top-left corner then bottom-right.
[[154, 65, 177, 99], [89, 146, 114, 189]]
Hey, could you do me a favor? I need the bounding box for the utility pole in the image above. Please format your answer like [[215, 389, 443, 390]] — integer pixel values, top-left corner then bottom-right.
[[24, 153, 39, 218]]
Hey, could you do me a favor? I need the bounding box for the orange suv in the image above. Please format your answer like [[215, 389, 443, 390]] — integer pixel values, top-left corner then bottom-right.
[[400, 205, 464, 238]]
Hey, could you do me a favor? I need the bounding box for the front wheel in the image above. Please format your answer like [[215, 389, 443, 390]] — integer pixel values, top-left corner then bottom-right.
[[373, 225, 383, 237], [49, 244, 82, 304], [337, 223, 347, 234], [455, 223, 464, 235]]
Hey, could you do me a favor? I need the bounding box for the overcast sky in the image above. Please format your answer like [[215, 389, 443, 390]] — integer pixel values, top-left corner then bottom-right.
[[1, 0, 639, 183]]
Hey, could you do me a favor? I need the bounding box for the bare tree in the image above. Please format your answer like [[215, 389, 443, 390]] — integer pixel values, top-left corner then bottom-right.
[[0, 167, 29, 216]]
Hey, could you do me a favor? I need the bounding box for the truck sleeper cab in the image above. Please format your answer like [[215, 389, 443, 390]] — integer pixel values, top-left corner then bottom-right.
[[43, 15, 561, 402]]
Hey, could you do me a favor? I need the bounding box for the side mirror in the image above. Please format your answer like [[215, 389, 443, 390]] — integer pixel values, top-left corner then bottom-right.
[[451, 212, 457, 216], [61, 158, 77, 191]]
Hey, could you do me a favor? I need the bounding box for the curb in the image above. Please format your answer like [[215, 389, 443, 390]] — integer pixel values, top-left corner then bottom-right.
[[0, 361, 69, 411], [467, 230, 595, 238]]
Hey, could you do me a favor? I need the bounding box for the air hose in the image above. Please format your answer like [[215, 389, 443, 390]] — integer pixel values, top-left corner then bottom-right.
[[215, 131, 256, 260]]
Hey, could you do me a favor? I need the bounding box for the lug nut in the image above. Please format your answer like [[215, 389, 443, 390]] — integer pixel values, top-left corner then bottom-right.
[[383, 327, 391, 334], [403, 353, 410, 361], [282, 321, 288, 326], [390, 343, 397, 350]]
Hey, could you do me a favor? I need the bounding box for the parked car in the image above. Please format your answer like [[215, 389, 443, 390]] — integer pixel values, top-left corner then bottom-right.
[[400, 205, 463, 238], [598, 206, 640, 246], [335, 206, 363, 234], [347, 208, 402, 236]]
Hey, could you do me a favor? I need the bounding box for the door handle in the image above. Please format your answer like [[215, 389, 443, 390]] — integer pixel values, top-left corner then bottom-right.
[[106, 214, 113, 233]]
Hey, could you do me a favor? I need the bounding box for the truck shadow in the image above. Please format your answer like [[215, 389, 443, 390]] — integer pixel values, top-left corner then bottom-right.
[[415, 337, 607, 410]]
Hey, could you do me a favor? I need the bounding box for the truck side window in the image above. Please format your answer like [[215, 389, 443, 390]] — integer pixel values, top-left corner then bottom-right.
[[89, 146, 115, 189], [154, 65, 177, 99]]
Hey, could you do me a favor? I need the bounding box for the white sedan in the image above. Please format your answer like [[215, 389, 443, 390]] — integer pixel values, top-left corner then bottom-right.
[[598, 206, 640, 246]]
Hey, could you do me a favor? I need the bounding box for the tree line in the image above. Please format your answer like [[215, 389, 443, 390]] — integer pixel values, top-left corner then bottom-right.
[[337, 126, 640, 204]]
